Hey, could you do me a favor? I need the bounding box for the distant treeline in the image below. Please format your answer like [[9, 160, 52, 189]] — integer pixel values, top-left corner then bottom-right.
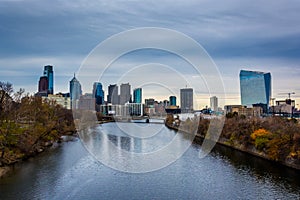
[[0, 81, 76, 166]]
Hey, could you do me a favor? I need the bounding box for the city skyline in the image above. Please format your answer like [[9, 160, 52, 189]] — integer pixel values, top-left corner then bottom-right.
[[7, 63, 299, 110], [0, 1, 299, 108]]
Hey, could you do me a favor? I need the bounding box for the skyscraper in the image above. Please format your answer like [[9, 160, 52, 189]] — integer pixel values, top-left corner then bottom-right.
[[120, 83, 131, 105], [70, 74, 82, 109], [93, 82, 104, 105], [180, 88, 193, 113], [133, 88, 142, 103], [38, 76, 48, 96], [210, 96, 218, 112], [107, 84, 119, 104], [43, 65, 54, 94], [240, 70, 271, 107], [169, 96, 176, 106]]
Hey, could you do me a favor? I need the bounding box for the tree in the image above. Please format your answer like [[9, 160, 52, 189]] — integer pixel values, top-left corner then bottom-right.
[[0, 81, 13, 118]]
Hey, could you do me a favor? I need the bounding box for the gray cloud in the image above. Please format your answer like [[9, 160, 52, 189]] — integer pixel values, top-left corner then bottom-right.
[[0, 0, 299, 107]]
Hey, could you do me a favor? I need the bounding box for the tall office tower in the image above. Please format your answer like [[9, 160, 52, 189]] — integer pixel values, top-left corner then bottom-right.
[[107, 84, 119, 104], [240, 70, 271, 107], [210, 96, 218, 111], [133, 88, 142, 103], [43, 65, 54, 94], [38, 76, 48, 96], [70, 74, 82, 109], [93, 82, 104, 105], [120, 83, 131, 105], [169, 96, 177, 106], [180, 88, 193, 113]]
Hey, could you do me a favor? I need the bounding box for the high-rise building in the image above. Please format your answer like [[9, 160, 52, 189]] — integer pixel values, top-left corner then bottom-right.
[[133, 88, 142, 103], [93, 82, 104, 105], [43, 65, 54, 94], [120, 83, 131, 105], [180, 88, 193, 113], [38, 76, 48, 96], [107, 84, 119, 104], [70, 74, 82, 109], [169, 96, 176, 106], [210, 96, 218, 112], [240, 70, 271, 107]]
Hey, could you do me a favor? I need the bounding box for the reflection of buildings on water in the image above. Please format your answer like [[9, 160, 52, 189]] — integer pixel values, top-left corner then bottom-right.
[[106, 134, 142, 153]]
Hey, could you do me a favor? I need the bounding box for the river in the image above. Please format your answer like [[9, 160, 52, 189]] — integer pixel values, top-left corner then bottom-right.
[[0, 122, 299, 200]]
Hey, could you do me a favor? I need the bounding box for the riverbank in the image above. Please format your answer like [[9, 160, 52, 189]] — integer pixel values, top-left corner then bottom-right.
[[0, 166, 10, 178], [0, 134, 77, 178], [165, 122, 300, 171], [196, 133, 300, 170]]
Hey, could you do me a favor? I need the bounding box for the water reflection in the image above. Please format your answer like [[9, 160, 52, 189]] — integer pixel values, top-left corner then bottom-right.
[[78, 122, 195, 173], [80, 123, 176, 154], [1, 123, 300, 200]]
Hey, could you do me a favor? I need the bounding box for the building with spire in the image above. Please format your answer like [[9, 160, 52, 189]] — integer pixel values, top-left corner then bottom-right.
[[70, 74, 82, 109]]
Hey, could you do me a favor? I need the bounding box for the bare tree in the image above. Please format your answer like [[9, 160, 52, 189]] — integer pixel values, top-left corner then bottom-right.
[[0, 81, 13, 118]]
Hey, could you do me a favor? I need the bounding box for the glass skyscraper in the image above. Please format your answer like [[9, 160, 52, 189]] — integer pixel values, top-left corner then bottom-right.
[[70, 74, 82, 109], [93, 82, 104, 105], [133, 88, 142, 103], [43, 65, 54, 94], [180, 88, 193, 113], [169, 96, 176, 106], [240, 70, 271, 107]]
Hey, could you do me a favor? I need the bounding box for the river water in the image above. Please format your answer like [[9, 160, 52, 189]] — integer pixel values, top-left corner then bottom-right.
[[0, 123, 299, 200]]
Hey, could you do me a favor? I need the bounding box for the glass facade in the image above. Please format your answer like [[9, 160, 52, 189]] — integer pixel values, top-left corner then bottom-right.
[[169, 96, 176, 106], [43, 65, 54, 94], [133, 88, 142, 103], [240, 70, 271, 107], [93, 82, 104, 105], [70, 75, 82, 109]]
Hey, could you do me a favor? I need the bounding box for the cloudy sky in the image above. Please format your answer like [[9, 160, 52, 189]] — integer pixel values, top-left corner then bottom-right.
[[0, 0, 299, 108]]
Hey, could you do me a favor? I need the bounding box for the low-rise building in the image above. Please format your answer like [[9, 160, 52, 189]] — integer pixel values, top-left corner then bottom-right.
[[225, 105, 262, 117], [42, 94, 71, 109]]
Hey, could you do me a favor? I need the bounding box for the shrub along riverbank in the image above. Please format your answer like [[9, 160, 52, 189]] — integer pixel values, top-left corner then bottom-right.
[[166, 114, 300, 170], [0, 82, 76, 177]]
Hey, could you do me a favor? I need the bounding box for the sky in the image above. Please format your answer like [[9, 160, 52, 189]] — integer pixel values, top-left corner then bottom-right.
[[0, 0, 299, 109]]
